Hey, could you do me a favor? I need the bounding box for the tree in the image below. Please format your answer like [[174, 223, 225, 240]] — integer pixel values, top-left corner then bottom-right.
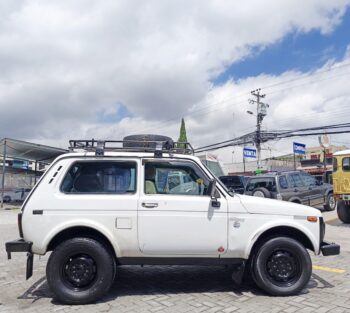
[[177, 118, 188, 149]]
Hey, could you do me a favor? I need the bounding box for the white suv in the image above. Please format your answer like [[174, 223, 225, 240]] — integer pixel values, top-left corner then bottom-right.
[[5, 137, 340, 304]]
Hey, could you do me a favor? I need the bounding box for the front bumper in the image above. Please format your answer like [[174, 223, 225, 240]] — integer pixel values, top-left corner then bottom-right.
[[5, 239, 33, 279], [320, 241, 340, 256]]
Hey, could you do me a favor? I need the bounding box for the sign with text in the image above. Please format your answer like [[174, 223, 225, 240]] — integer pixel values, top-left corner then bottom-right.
[[293, 142, 306, 155], [243, 147, 257, 159]]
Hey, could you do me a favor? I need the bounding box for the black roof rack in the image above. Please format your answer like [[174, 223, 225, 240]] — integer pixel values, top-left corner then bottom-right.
[[68, 139, 194, 156]]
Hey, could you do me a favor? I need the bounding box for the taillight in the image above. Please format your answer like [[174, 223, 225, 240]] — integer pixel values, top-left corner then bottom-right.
[[18, 213, 23, 238]]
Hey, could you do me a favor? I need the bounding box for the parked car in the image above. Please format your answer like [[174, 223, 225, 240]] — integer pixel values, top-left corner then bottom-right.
[[0, 188, 31, 202], [244, 171, 336, 211], [219, 175, 247, 194], [6, 136, 339, 304]]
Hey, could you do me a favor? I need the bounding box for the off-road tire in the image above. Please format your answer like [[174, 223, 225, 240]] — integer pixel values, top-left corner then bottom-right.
[[252, 187, 271, 198], [252, 237, 312, 296], [337, 200, 350, 223], [324, 193, 336, 211], [46, 237, 115, 305]]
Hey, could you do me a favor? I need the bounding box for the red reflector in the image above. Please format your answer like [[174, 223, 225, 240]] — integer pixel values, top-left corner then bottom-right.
[[218, 246, 225, 253]]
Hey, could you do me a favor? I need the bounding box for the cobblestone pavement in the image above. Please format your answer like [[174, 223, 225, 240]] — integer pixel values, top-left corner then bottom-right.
[[1, 209, 350, 313]]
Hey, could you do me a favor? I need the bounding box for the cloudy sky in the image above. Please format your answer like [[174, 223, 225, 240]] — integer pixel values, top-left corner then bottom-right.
[[1, 0, 350, 163]]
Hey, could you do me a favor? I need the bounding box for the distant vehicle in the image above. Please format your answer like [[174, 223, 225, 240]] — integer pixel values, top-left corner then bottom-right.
[[197, 153, 225, 177], [0, 188, 31, 202], [244, 171, 335, 211], [219, 175, 247, 194], [333, 150, 350, 223]]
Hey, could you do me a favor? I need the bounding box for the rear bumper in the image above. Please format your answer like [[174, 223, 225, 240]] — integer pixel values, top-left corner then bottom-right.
[[5, 239, 33, 279], [320, 241, 340, 256]]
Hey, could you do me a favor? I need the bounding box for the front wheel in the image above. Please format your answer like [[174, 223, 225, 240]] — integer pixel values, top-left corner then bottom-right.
[[324, 193, 336, 211], [46, 237, 115, 304], [252, 237, 312, 296]]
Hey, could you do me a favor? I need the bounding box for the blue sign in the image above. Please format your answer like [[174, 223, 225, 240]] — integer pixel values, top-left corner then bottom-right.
[[243, 147, 257, 159], [293, 142, 306, 155]]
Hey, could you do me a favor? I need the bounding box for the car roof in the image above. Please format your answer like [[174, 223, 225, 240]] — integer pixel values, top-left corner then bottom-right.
[[333, 149, 350, 156]]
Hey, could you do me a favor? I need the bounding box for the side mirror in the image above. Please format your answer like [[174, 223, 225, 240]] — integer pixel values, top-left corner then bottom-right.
[[208, 179, 217, 198]]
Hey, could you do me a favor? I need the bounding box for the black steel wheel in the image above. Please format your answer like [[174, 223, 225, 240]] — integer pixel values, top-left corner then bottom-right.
[[47, 237, 115, 304], [252, 237, 311, 296]]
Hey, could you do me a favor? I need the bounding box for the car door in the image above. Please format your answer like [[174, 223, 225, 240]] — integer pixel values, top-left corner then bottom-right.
[[300, 172, 324, 206], [287, 173, 310, 205], [138, 159, 228, 256]]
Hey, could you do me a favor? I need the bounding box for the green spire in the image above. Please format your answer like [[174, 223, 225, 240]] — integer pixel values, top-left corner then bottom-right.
[[177, 118, 188, 149]]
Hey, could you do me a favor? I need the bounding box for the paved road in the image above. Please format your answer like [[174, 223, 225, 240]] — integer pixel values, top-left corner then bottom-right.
[[1, 208, 349, 313]]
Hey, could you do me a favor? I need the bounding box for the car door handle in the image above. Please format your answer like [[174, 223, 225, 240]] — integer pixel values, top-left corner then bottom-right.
[[142, 202, 158, 208]]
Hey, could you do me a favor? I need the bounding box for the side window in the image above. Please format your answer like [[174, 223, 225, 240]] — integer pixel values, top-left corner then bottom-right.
[[300, 173, 316, 186], [144, 161, 209, 196], [279, 176, 289, 189], [61, 161, 137, 194], [342, 158, 350, 171], [333, 158, 338, 172], [288, 174, 304, 188]]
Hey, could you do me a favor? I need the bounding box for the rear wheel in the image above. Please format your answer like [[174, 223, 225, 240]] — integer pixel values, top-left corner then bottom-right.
[[337, 200, 350, 223], [46, 237, 115, 304], [251, 237, 312, 296]]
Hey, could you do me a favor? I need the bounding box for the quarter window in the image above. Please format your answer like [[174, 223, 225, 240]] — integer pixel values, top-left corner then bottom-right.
[[61, 161, 136, 194], [144, 161, 209, 196], [342, 158, 350, 171]]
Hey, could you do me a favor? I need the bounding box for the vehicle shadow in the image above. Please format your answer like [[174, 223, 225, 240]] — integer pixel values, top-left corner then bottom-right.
[[18, 265, 335, 304]]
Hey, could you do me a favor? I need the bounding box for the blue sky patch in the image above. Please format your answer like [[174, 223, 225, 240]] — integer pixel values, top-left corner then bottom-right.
[[215, 8, 350, 83], [97, 103, 133, 123]]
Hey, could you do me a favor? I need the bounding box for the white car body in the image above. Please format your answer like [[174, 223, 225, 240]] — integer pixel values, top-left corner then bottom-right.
[[21, 151, 322, 259]]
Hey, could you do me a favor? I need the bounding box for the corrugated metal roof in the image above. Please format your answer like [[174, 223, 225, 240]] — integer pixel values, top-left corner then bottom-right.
[[0, 138, 67, 162]]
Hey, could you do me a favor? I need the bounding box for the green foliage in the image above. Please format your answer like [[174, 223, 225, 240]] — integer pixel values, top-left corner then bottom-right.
[[177, 118, 188, 149]]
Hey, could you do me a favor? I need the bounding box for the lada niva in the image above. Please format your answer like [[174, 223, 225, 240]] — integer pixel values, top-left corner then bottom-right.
[[5, 137, 340, 304]]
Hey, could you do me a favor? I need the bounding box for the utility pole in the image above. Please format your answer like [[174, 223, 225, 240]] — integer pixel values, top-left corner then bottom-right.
[[249, 89, 269, 170]]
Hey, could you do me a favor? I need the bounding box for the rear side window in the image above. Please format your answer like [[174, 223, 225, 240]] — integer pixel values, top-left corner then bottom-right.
[[300, 172, 316, 186], [288, 173, 304, 187], [342, 158, 350, 171], [61, 161, 137, 194], [246, 177, 276, 192], [220, 176, 243, 188]]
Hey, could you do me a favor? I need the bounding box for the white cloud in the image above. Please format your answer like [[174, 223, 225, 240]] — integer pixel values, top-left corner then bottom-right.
[[0, 0, 349, 158]]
